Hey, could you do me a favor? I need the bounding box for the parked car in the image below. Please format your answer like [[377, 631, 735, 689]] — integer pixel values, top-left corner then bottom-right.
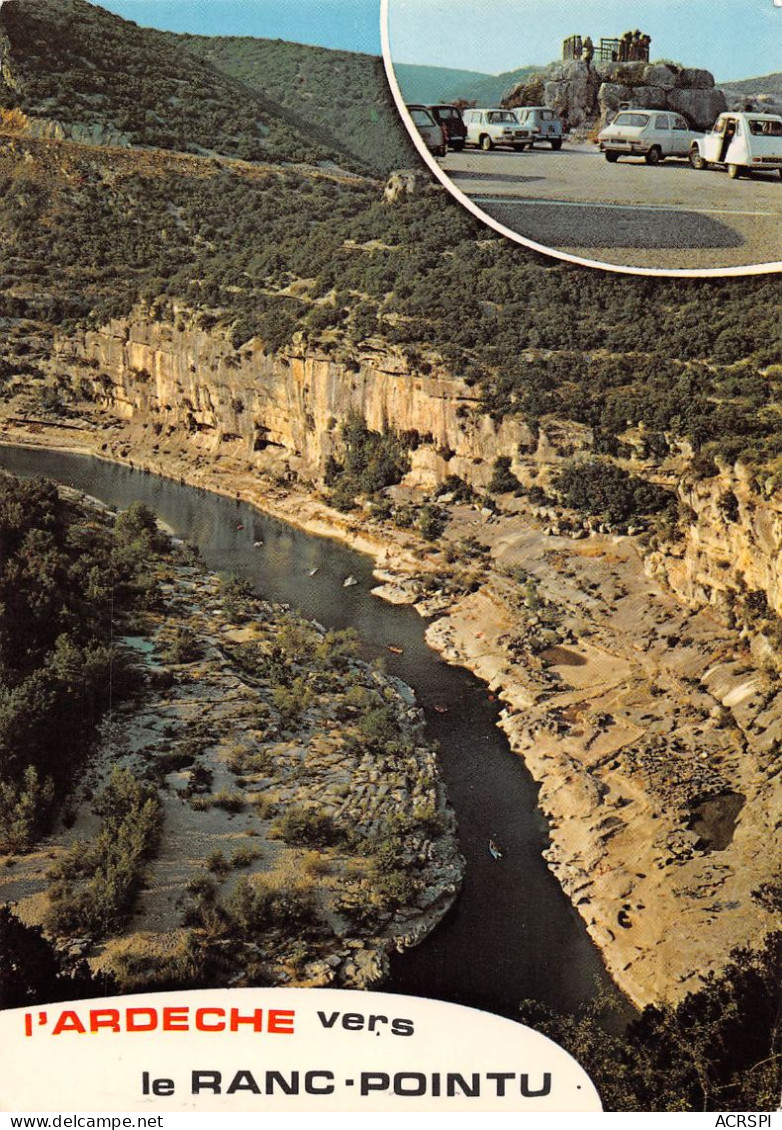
[[406, 105, 447, 157], [463, 108, 529, 151], [597, 109, 701, 164], [513, 107, 564, 150], [423, 104, 467, 151], [689, 112, 782, 179]]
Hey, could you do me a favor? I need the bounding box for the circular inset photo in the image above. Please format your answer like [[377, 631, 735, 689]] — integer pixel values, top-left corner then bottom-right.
[[382, 0, 782, 276]]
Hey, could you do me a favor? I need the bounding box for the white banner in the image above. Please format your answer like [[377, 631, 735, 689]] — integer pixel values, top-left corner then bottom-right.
[[0, 988, 601, 1113]]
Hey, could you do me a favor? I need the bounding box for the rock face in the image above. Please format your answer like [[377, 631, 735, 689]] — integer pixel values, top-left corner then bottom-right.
[[74, 316, 539, 491], [0, 106, 131, 147], [668, 88, 727, 129], [647, 464, 782, 661], [505, 60, 727, 129]]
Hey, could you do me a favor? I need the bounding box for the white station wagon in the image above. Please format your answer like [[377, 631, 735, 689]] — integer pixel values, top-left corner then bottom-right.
[[598, 109, 701, 164], [463, 108, 528, 151], [689, 112, 782, 179]]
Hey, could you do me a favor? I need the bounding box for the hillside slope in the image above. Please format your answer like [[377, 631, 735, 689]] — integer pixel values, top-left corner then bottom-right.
[[394, 62, 544, 107], [0, 0, 355, 165], [174, 34, 417, 175], [718, 72, 782, 98]]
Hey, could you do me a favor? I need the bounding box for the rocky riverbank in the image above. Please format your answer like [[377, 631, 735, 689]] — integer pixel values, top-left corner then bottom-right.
[[0, 407, 778, 1010], [0, 478, 463, 991]]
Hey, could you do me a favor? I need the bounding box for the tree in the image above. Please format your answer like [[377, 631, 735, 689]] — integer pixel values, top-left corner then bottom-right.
[[488, 456, 521, 494], [518, 933, 781, 1111], [0, 906, 112, 1008]]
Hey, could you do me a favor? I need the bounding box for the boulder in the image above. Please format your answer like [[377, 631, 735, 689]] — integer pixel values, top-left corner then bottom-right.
[[544, 80, 570, 121], [25, 118, 132, 147], [668, 87, 727, 130], [631, 85, 670, 109], [504, 58, 725, 131], [678, 68, 715, 90], [384, 169, 431, 202], [598, 82, 633, 121], [26, 117, 67, 141], [599, 61, 648, 87], [642, 63, 679, 90]]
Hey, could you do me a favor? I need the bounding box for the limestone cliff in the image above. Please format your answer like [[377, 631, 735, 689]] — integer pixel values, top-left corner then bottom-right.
[[7, 313, 780, 1008], [60, 313, 779, 640], [648, 464, 782, 665], [72, 316, 540, 489]]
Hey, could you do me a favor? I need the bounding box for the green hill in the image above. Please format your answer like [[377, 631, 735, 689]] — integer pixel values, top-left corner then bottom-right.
[[452, 65, 547, 106], [0, 0, 352, 166], [172, 35, 417, 176], [0, 131, 778, 471], [393, 63, 494, 103], [393, 62, 545, 106], [717, 72, 782, 99]]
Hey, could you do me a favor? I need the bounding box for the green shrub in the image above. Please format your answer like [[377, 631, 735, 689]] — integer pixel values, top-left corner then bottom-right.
[[272, 806, 346, 848], [160, 625, 202, 664], [47, 768, 161, 939], [555, 459, 672, 524], [488, 456, 521, 494]]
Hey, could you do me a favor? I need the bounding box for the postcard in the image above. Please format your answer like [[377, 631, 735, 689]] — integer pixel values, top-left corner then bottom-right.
[[0, 0, 779, 1115]]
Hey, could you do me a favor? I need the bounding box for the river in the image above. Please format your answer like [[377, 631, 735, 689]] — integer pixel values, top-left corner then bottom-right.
[[0, 443, 630, 1026]]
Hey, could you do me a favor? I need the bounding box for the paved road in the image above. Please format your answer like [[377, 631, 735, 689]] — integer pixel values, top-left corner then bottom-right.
[[438, 143, 782, 272]]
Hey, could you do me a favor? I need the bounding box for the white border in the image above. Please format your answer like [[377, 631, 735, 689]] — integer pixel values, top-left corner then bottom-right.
[[380, 0, 782, 278]]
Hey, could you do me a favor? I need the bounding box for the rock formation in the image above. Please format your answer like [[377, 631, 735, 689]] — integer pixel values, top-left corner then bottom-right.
[[504, 60, 728, 130]]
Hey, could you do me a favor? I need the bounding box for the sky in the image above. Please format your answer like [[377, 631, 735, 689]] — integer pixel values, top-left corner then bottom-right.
[[387, 0, 782, 83], [99, 0, 383, 53], [98, 0, 780, 81]]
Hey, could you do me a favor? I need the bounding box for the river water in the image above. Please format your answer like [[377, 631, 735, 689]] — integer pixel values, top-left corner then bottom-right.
[[0, 444, 628, 1025]]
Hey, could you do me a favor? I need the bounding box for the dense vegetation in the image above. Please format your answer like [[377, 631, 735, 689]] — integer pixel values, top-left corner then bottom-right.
[[0, 905, 113, 1007], [0, 136, 779, 471], [0, 0, 343, 165], [0, 479, 164, 850], [174, 34, 416, 175], [520, 932, 781, 1112], [0, 0, 779, 474], [324, 415, 412, 510], [47, 767, 162, 939], [555, 459, 673, 524]]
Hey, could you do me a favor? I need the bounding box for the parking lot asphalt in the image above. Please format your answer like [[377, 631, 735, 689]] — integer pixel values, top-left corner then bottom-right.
[[439, 143, 782, 272]]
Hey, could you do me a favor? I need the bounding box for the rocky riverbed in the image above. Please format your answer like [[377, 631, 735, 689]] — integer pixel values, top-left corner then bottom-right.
[[0, 483, 463, 991]]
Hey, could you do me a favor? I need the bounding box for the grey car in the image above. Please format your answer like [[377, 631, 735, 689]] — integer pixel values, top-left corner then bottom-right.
[[513, 107, 564, 150]]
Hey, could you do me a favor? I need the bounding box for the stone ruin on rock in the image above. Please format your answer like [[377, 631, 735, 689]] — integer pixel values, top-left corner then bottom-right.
[[503, 40, 728, 133]]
